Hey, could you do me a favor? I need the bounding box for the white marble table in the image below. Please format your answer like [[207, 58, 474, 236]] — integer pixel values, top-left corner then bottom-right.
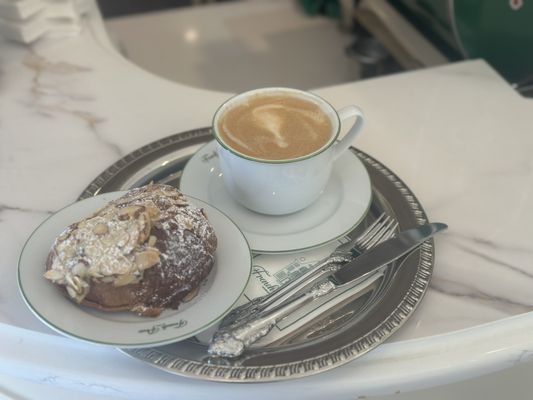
[[1, 2, 533, 399]]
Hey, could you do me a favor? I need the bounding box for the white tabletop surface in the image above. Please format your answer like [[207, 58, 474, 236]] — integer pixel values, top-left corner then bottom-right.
[[1, 1, 533, 398]]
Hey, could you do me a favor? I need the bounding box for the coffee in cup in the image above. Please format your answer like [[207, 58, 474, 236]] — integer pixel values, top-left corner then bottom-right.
[[217, 93, 333, 161], [213, 87, 364, 215]]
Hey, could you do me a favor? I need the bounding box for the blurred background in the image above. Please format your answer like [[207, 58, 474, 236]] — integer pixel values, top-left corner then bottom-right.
[[98, 0, 533, 96]]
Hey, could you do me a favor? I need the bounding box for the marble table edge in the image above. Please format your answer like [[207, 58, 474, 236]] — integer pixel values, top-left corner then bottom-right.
[[1, 313, 533, 395]]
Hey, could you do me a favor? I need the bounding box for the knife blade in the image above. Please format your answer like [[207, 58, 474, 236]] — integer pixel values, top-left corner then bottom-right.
[[331, 222, 448, 285], [208, 222, 448, 358]]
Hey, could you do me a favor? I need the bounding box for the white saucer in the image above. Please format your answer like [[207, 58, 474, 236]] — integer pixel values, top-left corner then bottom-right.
[[180, 141, 372, 253], [17, 192, 252, 348]]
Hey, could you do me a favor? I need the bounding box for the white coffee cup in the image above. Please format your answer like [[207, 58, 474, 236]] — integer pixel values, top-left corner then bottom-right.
[[212, 87, 364, 215]]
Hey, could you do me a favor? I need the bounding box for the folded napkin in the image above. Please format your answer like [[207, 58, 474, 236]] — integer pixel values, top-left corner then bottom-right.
[[0, 0, 89, 43]]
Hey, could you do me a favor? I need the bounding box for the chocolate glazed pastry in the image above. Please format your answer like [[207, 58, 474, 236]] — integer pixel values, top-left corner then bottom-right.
[[44, 184, 217, 317]]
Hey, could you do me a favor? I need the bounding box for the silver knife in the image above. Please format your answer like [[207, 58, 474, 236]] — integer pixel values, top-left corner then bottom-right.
[[331, 222, 447, 285], [208, 222, 448, 358]]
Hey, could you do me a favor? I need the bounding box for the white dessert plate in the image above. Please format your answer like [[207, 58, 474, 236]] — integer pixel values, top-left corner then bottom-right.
[[180, 141, 372, 253], [17, 192, 252, 348]]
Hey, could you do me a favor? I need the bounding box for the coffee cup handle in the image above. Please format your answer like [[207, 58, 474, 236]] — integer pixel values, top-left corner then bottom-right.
[[333, 105, 365, 160]]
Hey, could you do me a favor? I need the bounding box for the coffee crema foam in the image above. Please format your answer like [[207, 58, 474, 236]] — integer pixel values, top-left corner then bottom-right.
[[217, 94, 333, 160]]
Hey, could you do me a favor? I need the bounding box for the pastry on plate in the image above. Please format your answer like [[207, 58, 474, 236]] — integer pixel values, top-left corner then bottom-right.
[[44, 184, 217, 317]]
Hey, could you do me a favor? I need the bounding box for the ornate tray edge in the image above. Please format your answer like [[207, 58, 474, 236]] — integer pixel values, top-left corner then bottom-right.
[[78, 129, 211, 200]]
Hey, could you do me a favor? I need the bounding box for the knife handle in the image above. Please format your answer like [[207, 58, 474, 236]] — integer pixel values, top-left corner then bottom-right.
[[209, 280, 337, 358]]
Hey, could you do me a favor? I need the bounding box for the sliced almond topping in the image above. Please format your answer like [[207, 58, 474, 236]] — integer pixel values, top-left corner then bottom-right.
[[57, 231, 70, 242], [76, 220, 88, 229], [148, 235, 157, 247], [71, 262, 88, 277], [44, 269, 64, 281], [176, 198, 189, 206], [71, 275, 83, 290], [183, 287, 199, 302], [134, 248, 160, 270], [145, 205, 160, 220], [61, 245, 76, 258], [138, 212, 152, 243], [87, 265, 103, 278], [65, 274, 76, 289], [93, 223, 108, 235], [66, 286, 78, 300], [117, 205, 142, 220], [113, 230, 131, 248], [113, 273, 137, 287], [84, 244, 103, 258]]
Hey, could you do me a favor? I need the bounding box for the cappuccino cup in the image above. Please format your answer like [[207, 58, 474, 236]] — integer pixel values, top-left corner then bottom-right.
[[213, 87, 364, 215]]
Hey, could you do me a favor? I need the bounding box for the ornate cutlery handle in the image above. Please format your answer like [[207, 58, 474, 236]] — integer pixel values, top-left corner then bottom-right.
[[209, 266, 388, 358], [209, 280, 338, 358]]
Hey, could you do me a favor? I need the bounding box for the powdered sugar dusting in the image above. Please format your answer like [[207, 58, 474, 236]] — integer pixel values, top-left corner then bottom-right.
[[45, 184, 217, 313]]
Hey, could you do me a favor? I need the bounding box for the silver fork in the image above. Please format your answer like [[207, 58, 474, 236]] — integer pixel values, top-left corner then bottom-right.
[[215, 213, 398, 330]]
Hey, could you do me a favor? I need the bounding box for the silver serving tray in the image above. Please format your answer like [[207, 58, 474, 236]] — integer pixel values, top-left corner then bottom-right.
[[79, 128, 434, 382]]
